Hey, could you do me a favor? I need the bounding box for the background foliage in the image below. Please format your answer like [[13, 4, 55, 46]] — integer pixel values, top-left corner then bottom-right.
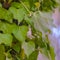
[[0, 0, 59, 60]]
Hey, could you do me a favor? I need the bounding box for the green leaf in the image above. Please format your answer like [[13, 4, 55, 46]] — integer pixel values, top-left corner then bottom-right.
[[0, 21, 17, 34], [11, 2, 22, 8], [5, 10, 13, 23], [32, 11, 54, 34], [0, 45, 5, 60], [35, 36, 46, 48], [12, 26, 28, 42], [23, 2, 30, 9], [25, 15, 33, 25], [40, 0, 57, 11], [27, 0, 37, 11], [0, 22, 28, 43], [11, 1, 30, 9], [0, 7, 13, 23], [0, 33, 13, 46], [13, 43, 20, 53], [22, 41, 35, 57], [41, 48, 49, 57], [9, 5, 27, 23], [49, 46, 55, 60], [27, 50, 38, 60]]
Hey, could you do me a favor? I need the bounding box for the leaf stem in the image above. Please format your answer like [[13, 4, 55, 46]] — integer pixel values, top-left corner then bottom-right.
[[20, 0, 31, 14]]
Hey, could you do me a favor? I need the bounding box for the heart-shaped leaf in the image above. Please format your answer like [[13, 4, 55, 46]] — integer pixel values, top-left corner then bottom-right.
[[12, 26, 28, 42], [0, 33, 13, 46], [22, 41, 35, 57]]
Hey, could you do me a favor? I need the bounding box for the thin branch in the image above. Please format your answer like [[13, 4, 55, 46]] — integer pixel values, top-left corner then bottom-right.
[[20, 0, 31, 14]]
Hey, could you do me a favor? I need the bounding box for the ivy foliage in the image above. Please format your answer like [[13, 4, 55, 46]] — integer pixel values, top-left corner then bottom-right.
[[0, 0, 58, 60]]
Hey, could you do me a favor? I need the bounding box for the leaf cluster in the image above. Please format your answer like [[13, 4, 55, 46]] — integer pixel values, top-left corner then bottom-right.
[[0, 0, 58, 60]]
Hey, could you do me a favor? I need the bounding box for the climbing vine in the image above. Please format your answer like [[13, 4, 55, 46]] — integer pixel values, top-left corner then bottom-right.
[[0, 0, 59, 60]]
